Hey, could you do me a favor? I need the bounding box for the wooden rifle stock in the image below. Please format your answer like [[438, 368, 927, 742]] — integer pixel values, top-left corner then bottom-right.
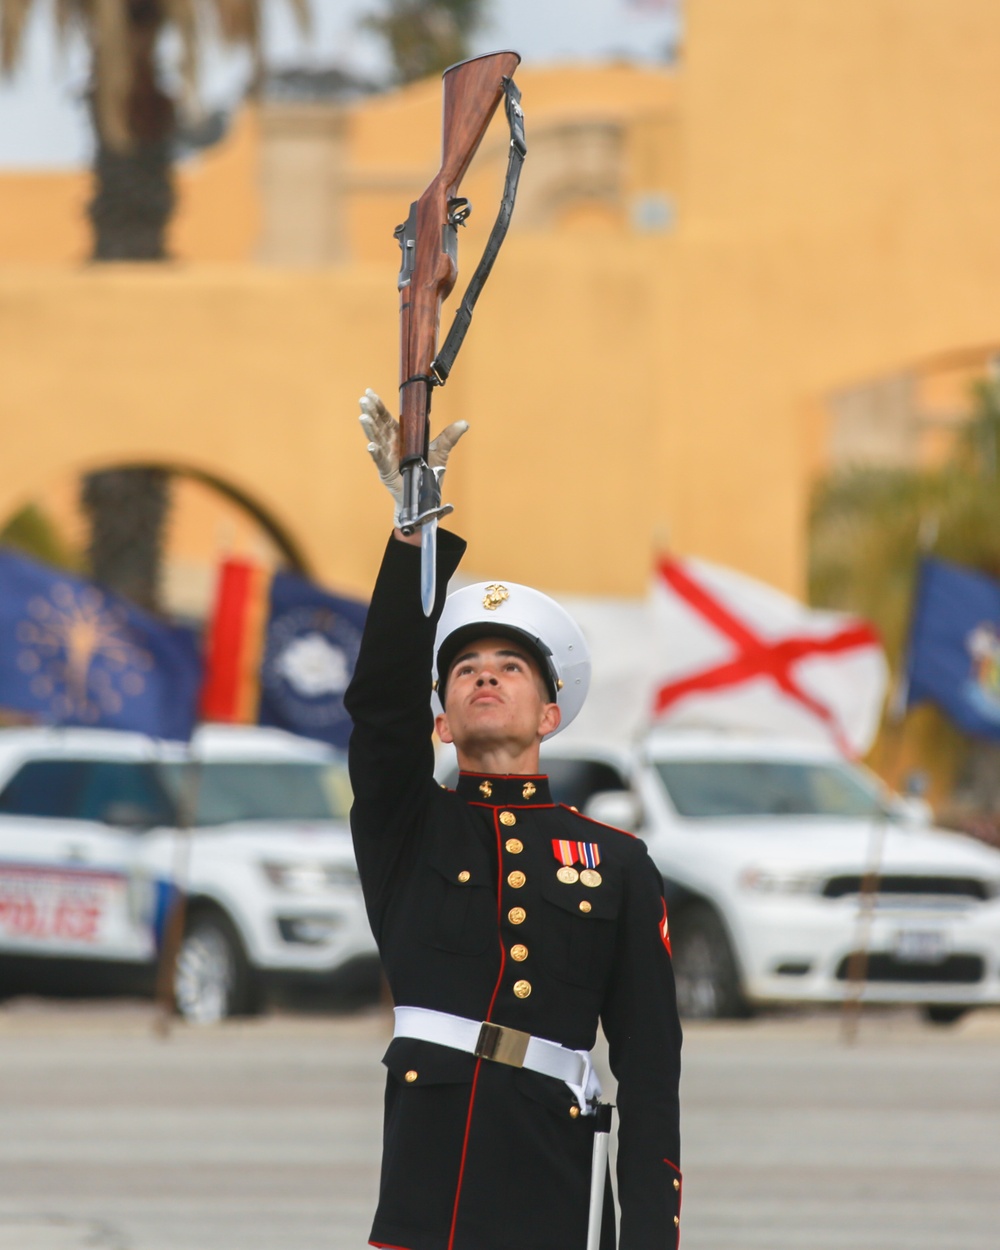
[[397, 50, 521, 465]]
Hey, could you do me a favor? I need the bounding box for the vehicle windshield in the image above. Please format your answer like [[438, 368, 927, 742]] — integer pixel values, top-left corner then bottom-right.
[[653, 759, 888, 820], [160, 760, 353, 826]]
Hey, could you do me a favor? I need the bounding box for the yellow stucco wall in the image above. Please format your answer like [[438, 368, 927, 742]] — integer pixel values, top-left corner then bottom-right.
[[0, 108, 260, 265], [0, 246, 667, 601], [4, 5, 1000, 602], [665, 0, 1000, 585]]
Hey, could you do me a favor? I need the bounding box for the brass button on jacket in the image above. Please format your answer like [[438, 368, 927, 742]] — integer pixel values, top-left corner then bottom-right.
[[579, 900, 592, 913], [505, 837, 523, 854], [405, 1070, 418, 1083], [499, 811, 517, 826], [507, 870, 526, 888], [457, 870, 471, 883], [510, 944, 528, 961], [513, 979, 532, 998], [508, 906, 526, 925]]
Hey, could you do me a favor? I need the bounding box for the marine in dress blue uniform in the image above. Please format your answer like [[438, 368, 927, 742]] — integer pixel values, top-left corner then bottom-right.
[[345, 392, 682, 1250]]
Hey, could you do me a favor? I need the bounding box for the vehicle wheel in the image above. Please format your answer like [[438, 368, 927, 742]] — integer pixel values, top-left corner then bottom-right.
[[671, 904, 751, 1020], [921, 1004, 970, 1027], [173, 910, 256, 1025]]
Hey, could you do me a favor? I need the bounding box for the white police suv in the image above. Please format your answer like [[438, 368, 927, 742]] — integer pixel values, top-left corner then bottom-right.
[[0, 724, 377, 1022], [534, 731, 1000, 1025]]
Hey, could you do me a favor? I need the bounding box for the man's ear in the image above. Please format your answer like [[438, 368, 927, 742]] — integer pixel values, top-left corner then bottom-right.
[[538, 702, 561, 739], [435, 712, 454, 744]]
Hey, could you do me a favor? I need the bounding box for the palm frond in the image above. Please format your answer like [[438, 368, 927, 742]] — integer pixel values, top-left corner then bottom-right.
[[90, 0, 132, 149], [209, 0, 310, 93], [4, 0, 314, 140], [163, 0, 199, 119], [0, 0, 38, 75]]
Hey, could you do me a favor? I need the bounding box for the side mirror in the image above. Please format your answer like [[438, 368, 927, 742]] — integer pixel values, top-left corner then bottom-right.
[[893, 796, 933, 827], [584, 790, 643, 833]]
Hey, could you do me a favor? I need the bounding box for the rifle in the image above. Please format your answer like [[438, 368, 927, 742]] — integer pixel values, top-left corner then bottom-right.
[[395, 50, 526, 614]]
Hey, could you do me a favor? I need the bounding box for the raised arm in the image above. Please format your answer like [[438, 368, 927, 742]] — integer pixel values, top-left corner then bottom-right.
[[345, 391, 468, 925]]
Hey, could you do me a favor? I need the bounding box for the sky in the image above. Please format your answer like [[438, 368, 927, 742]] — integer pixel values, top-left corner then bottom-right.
[[0, 0, 681, 169]]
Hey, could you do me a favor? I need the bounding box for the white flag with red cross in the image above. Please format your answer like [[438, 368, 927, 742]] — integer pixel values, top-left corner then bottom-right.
[[560, 557, 888, 758], [647, 556, 888, 757]]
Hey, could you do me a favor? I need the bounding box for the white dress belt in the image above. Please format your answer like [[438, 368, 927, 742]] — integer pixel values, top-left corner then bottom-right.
[[392, 1005, 602, 1113]]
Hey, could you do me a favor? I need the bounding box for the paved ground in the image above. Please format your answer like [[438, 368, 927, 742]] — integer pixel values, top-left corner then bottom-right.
[[0, 998, 998, 1249]]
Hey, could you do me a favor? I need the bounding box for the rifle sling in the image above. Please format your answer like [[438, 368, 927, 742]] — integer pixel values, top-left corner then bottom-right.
[[430, 76, 526, 388]]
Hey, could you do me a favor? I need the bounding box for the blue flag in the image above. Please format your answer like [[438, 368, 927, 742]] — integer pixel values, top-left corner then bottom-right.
[[257, 570, 367, 749], [0, 547, 202, 740], [905, 557, 1000, 739]]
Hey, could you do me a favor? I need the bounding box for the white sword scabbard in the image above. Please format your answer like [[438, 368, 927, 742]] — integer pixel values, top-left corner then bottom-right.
[[586, 1102, 614, 1250]]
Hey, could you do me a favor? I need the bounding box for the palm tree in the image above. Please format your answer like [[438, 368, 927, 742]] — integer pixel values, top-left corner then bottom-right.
[[0, 0, 310, 260], [809, 377, 1000, 821], [361, 0, 488, 85], [80, 465, 170, 613], [1, 1, 310, 613]]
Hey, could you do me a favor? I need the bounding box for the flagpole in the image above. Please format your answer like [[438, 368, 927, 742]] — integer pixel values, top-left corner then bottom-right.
[[839, 706, 907, 1045], [153, 742, 203, 1039], [153, 541, 242, 1037], [840, 545, 927, 1045]]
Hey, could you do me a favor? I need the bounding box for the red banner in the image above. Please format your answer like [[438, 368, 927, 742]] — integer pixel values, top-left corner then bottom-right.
[[199, 558, 270, 723]]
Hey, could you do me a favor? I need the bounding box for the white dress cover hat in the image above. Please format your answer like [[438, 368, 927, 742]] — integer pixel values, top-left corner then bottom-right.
[[433, 581, 591, 738]]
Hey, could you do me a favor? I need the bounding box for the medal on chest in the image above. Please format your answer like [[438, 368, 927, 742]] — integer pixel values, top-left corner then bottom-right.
[[552, 839, 603, 887]]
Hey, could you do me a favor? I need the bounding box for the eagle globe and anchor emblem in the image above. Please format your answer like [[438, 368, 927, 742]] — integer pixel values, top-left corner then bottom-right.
[[15, 582, 154, 723], [965, 622, 1000, 723]]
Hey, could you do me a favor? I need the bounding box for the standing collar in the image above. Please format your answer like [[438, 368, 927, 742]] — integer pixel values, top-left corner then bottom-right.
[[455, 772, 553, 806]]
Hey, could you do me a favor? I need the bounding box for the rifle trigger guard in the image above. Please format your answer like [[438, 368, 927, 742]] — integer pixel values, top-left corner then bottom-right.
[[448, 197, 471, 227]]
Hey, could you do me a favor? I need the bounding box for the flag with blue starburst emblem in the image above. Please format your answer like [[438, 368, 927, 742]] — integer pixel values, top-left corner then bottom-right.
[[904, 557, 1000, 740], [0, 547, 202, 740], [258, 570, 367, 749]]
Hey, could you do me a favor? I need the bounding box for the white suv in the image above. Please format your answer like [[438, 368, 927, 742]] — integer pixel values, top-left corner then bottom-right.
[[0, 724, 377, 1022], [536, 731, 1000, 1025]]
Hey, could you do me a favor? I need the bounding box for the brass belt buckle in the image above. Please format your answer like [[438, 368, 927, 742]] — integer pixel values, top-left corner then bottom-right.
[[475, 1020, 530, 1068]]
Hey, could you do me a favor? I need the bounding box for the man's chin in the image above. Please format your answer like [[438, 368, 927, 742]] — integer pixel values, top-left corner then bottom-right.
[[458, 725, 531, 755]]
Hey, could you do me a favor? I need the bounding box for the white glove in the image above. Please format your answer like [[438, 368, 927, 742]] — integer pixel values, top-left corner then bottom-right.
[[358, 388, 468, 524]]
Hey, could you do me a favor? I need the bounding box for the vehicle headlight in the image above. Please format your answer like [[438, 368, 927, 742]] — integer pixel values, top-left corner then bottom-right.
[[261, 861, 359, 893], [739, 866, 822, 895]]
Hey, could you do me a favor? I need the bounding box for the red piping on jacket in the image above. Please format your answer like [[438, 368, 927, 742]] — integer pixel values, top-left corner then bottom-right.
[[664, 1159, 683, 1249], [445, 809, 508, 1250], [558, 803, 637, 838], [457, 771, 547, 779], [467, 801, 557, 809]]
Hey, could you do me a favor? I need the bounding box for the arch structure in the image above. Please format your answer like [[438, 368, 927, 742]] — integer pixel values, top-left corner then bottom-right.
[[0, 457, 313, 625]]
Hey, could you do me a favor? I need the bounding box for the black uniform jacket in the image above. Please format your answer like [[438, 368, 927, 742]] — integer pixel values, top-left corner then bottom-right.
[[345, 532, 682, 1250]]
